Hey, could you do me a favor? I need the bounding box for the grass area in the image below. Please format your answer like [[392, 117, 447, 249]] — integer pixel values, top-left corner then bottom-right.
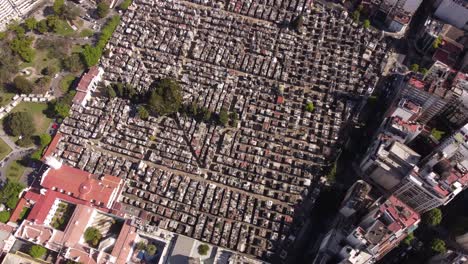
[[71, 44, 84, 53], [55, 20, 75, 37], [79, 29, 94, 38], [0, 92, 16, 107], [19, 48, 61, 75], [60, 74, 77, 93], [0, 137, 12, 161], [6, 160, 27, 181], [10, 102, 52, 136]]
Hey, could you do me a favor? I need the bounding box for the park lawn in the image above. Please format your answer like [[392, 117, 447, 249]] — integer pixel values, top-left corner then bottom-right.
[[79, 29, 94, 38], [0, 91, 16, 107], [55, 20, 75, 37], [10, 102, 52, 136], [6, 160, 26, 181], [0, 138, 12, 160], [19, 48, 61, 75], [60, 74, 77, 93]]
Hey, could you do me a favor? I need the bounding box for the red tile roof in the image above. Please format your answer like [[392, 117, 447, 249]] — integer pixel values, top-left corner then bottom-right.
[[408, 77, 426, 89], [72, 91, 87, 105], [111, 219, 137, 264], [41, 165, 122, 209], [77, 66, 99, 93], [41, 133, 63, 161]]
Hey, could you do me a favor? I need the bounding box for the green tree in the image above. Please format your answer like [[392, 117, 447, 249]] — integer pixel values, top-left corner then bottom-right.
[[13, 76, 33, 94], [62, 5, 81, 21], [4, 112, 36, 137], [352, 10, 360, 22], [305, 101, 314, 112], [218, 108, 229, 126], [84, 227, 102, 247], [363, 19, 370, 29], [431, 239, 447, 254], [431, 128, 445, 141], [402, 232, 414, 246], [410, 64, 419, 72], [39, 133, 52, 146], [198, 244, 209, 255], [16, 136, 33, 147], [53, 0, 65, 15], [10, 36, 35, 62], [147, 78, 182, 116], [146, 244, 157, 255], [0, 211, 10, 223], [420, 68, 428, 75], [0, 181, 25, 206], [24, 17, 38, 31], [37, 19, 48, 33], [81, 45, 102, 67], [423, 208, 442, 226], [36, 76, 52, 92], [229, 112, 238, 127], [136, 241, 146, 251], [96, 2, 110, 18], [63, 53, 85, 72], [0, 44, 19, 85], [53, 101, 71, 118], [29, 245, 47, 259], [138, 106, 149, 120], [46, 15, 60, 32], [290, 15, 304, 31], [107, 86, 117, 98], [42, 65, 58, 76], [327, 162, 337, 183], [119, 0, 133, 10], [433, 36, 442, 49]]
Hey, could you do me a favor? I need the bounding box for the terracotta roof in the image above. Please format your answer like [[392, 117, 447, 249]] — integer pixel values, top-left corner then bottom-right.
[[41, 133, 63, 161], [9, 197, 28, 223], [111, 219, 137, 264], [77, 66, 99, 93], [41, 165, 122, 208], [72, 91, 88, 105]]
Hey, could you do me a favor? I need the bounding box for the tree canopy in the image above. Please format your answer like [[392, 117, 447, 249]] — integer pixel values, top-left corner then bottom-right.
[[53, 0, 65, 16], [218, 108, 229, 126], [363, 19, 370, 29], [0, 180, 25, 209], [431, 238, 447, 254], [305, 101, 314, 112], [97, 2, 110, 18], [13, 76, 33, 94], [410, 63, 419, 72], [198, 244, 209, 255], [29, 245, 47, 259], [84, 227, 102, 247], [423, 208, 442, 226], [290, 15, 304, 31], [4, 112, 36, 137], [146, 244, 157, 255], [147, 78, 182, 116], [0, 211, 10, 223], [10, 36, 35, 62], [138, 106, 149, 120], [119, 0, 133, 10]]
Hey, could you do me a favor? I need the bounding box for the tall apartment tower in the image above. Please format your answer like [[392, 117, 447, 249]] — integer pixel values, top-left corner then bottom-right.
[[392, 123, 468, 213]]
